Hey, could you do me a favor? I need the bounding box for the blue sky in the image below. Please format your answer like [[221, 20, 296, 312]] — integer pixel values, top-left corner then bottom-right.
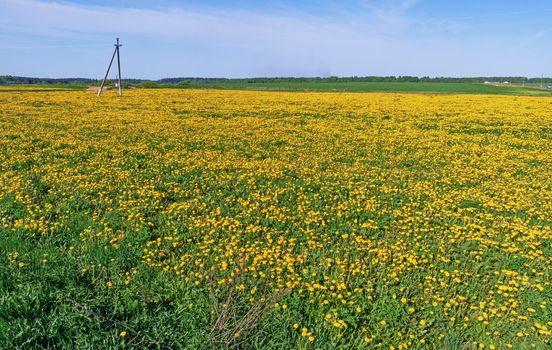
[[1, 0, 551, 79]]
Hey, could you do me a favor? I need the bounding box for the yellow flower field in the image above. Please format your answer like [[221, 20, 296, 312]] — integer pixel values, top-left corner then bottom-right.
[[0, 87, 550, 349]]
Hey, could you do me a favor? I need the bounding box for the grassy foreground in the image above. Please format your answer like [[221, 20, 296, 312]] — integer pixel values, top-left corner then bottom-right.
[[0, 88, 551, 349]]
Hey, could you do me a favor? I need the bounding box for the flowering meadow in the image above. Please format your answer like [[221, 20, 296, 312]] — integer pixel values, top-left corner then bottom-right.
[[1, 87, 551, 349]]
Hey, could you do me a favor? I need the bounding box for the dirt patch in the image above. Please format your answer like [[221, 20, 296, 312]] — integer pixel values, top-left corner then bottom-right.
[[86, 86, 112, 92]]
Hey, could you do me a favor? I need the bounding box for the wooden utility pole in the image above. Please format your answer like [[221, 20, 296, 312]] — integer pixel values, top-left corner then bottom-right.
[[116, 38, 122, 96], [98, 38, 123, 97]]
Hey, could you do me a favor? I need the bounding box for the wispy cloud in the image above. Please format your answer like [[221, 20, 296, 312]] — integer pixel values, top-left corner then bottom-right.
[[0, 0, 442, 47], [358, 0, 421, 30], [0, 0, 422, 77], [455, 7, 552, 21], [0, 0, 365, 47], [0, 44, 93, 49]]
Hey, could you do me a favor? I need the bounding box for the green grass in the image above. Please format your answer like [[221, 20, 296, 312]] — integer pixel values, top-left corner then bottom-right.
[[0, 234, 211, 348], [192, 81, 552, 95], [0, 84, 90, 93], [3, 81, 552, 96]]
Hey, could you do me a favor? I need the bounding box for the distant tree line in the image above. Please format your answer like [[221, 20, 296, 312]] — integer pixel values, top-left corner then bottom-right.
[[0, 76, 98, 85], [0, 76, 142, 85], [159, 76, 552, 84], [1, 75, 551, 85]]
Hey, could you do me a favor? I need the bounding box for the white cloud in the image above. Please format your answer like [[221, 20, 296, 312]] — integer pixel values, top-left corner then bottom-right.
[[0, 0, 420, 77], [1, 0, 387, 49], [358, 0, 421, 31]]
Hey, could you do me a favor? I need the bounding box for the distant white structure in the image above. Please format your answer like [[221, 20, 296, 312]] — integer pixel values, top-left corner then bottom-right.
[[484, 81, 510, 85]]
